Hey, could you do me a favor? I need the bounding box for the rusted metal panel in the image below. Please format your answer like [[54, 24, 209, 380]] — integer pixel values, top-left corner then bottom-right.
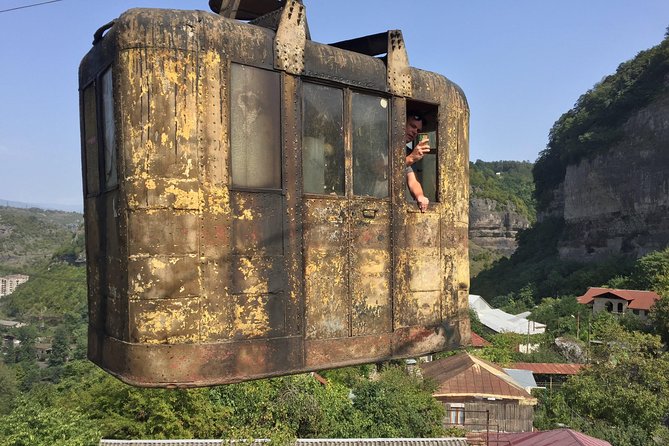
[[127, 255, 200, 300], [127, 210, 199, 256], [303, 198, 349, 339], [97, 332, 304, 387], [129, 297, 200, 344], [305, 334, 392, 368], [303, 41, 386, 91], [350, 199, 392, 336]]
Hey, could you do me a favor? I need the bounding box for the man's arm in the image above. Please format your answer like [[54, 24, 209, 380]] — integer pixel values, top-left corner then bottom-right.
[[406, 171, 429, 212]]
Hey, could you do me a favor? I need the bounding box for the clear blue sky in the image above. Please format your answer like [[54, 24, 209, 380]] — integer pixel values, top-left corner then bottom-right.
[[0, 0, 667, 210]]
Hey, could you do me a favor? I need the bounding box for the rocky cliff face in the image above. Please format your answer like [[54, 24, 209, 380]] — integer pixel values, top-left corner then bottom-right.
[[547, 93, 669, 261], [469, 197, 531, 257]]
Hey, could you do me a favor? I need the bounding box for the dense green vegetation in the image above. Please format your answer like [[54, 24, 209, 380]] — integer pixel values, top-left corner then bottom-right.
[[0, 360, 446, 444], [533, 33, 669, 211], [0, 206, 83, 272], [534, 314, 669, 446], [470, 160, 536, 222]]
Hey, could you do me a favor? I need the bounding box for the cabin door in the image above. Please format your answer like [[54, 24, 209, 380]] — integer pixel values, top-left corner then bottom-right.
[[302, 84, 392, 364]]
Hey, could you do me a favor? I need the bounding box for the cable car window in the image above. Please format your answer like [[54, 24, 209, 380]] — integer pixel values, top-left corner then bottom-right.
[[82, 83, 100, 197], [302, 83, 345, 195], [352, 93, 389, 198], [101, 68, 117, 191], [230, 64, 281, 189]]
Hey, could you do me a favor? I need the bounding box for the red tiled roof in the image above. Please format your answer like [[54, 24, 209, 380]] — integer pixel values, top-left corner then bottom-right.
[[577, 287, 660, 310], [508, 362, 584, 375], [490, 428, 611, 445], [420, 352, 536, 403], [470, 331, 491, 347]]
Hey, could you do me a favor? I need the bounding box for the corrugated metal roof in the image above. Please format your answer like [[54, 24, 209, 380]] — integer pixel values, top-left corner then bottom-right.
[[509, 362, 584, 375], [490, 428, 611, 445], [577, 287, 660, 310], [100, 440, 469, 446], [420, 352, 536, 404]]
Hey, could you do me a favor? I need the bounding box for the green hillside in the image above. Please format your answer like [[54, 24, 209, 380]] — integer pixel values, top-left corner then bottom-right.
[[0, 206, 83, 273]]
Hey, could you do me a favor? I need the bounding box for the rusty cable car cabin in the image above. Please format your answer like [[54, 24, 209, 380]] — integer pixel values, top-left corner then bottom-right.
[[79, 0, 470, 387]]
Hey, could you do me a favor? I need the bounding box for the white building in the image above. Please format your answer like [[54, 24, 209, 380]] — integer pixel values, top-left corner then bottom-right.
[[0, 274, 29, 297]]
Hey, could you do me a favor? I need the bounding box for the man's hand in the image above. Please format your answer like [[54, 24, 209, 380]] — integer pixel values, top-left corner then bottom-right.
[[417, 195, 429, 213], [406, 139, 431, 166]]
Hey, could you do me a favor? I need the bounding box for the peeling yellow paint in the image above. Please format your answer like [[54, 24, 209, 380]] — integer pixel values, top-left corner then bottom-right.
[[183, 158, 194, 177], [205, 185, 231, 215], [150, 258, 167, 271], [234, 295, 270, 337], [236, 208, 254, 221], [164, 184, 200, 209]]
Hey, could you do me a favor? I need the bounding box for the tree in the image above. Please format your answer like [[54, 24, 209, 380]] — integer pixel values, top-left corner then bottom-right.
[[625, 248, 669, 295], [350, 365, 445, 438], [0, 393, 101, 446], [48, 325, 71, 368], [14, 325, 37, 365], [0, 361, 19, 415], [650, 295, 669, 345], [540, 318, 669, 445]]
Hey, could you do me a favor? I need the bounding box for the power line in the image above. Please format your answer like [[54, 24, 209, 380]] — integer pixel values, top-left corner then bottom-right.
[[0, 0, 64, 14]]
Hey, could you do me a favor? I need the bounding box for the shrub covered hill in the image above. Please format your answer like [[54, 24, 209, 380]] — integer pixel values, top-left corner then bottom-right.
[[473, 29, 669, 301], [0, 206, 86, 326], [0, 206, 84, 273]]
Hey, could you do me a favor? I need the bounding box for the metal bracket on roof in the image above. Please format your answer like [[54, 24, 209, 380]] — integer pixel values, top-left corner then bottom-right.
[[387, 30, 412, 97], [329, 29, 412, 97], [274, 0, 307, 75], [209, 0, 242, 18]]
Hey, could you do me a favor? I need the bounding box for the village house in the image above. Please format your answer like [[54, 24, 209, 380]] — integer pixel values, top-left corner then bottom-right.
[[420, 352, 537, 434], [577, 287, 660, 319]]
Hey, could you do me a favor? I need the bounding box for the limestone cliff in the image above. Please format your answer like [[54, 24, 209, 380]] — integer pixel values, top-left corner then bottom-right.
[[548, 93, 669, 261], [469, 197, 531, 257]]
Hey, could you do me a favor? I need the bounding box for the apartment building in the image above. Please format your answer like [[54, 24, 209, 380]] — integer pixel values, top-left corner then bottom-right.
[[0, 274, 29, 297]]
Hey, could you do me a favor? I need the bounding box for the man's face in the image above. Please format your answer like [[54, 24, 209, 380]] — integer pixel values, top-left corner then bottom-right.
[[405, 116, 423, 143]]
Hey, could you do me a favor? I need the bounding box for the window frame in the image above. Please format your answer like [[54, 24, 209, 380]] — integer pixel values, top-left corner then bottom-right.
[[300, 78, 392, 200], [405, 101, 440, 205], [81, 64, 117, 198]]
